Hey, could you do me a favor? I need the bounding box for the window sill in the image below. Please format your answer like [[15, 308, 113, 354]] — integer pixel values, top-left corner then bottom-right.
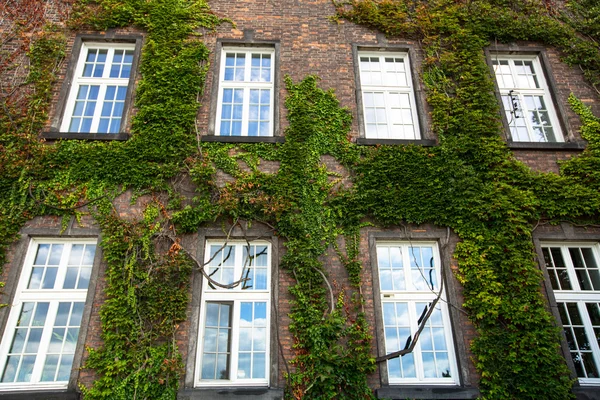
[[356, 138, 437, 147], [178, 388, 283, 400], [507, 140, 586, 151], [202, 135, 285, 144], [376, 386, 479, 399], [41, 131, 129, 141], [0, 389, 78, 400], [573, 385, 600, 400]]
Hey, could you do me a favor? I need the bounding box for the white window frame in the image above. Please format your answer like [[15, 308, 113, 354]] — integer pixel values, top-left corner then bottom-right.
[[376, 242, 458, 385], [492, 54, 564, 142], [60, 42, 136, 134], [542, 242, 600, 385], [194, 241, 271, 387], [358, 51, 421, 140], [215, 47, 275, 137], [0, 238, 97, 391]]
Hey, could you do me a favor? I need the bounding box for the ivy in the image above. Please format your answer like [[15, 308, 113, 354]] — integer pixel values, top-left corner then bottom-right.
[[1, 0, 600, 399], [336, 0, 600, 398]]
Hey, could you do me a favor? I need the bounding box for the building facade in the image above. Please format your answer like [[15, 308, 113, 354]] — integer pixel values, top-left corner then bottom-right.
[[1, 0, 600, 399]]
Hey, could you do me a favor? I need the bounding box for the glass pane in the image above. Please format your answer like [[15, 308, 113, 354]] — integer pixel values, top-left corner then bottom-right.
[[28, 267, 43, 289], [18, 303, 34, 326], [78, 267, 91, 289], [70, 302, 84, 326], [383, 303, 395, 325], [48, 328, 65, 352], [253, 352, 266, 378], [582, 352, 599, 378], [422, 352, 435, 378], [216, 354, 228, 379], [57, 353, 74, 381], [42, 267, 58, 289], [576, 269, 593, 291], [254, 327, 266, 351], [55, 302, 71, 326], [16, 355, 35, 382], [203, 328, 218, 352], [201, 353, 216, 379], [206, 303, 219, 327], [63, 328, 79, 353], [63, 267, 78, 289], [34, 244, 50, 265], [240, 302, 252, 325], [574, 327, 590, 350], [25, 328, 43, 353], [41, 354, 59, 381], [69, 245, 84, 265], [9, 328, 26, 353], [437, 352, 452, 378], [33, 302, 49, 326], [238, 353, 251, 379], [567, 303, 582, 325], [586, 303, 600, 325]]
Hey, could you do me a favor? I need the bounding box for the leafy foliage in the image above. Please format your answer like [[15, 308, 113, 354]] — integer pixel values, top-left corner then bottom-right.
[[1, 0, 600, 399]]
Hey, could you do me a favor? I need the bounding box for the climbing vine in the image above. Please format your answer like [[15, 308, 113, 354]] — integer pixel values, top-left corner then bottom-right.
[[1, 0, 600, 399]]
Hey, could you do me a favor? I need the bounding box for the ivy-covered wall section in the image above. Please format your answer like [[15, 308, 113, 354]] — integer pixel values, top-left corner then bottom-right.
[[1, 0, 600, 399]]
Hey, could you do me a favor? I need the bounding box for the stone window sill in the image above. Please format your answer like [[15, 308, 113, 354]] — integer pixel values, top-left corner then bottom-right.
[[178, 388, 284, 400], [376, 386, 479, 399], [202, 135, 285, 144], [507, 140, 586, 151], [356, 138, 437, 146], [41, 131, 128, 141]]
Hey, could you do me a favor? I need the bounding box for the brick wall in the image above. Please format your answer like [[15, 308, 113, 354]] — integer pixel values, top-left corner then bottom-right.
[[2, 0, 600, 397]]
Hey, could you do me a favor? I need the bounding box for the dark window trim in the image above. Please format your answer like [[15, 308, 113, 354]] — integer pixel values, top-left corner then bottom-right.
[[368, 228, 479, 399], [183, 224, 281, 392], [206, 36, 281, 141], [356, 138, 436, 147], [352, 44, 430, 143], [532, 223, 600, 400], [507, 140, 586, 151], [44, 33, 143, 141], [485, 45, 575, 146], [0, 219, 102, 396], [201, 135, 284, 144], [178, 388, 284, 400], [0, 390, 79, 400]]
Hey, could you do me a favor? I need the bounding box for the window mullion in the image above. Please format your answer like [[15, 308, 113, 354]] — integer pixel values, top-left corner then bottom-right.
[[230, 301, 240, 382], [383, 90, 393, 139], [409, 302, 425, 381], [104, 48, 114, 79], [53, 243, 70, 291], [403, 244, 412, 291], [562, 246, 581, 292], [242, 87, 250, 136], [89, 84, 107, 133], [30, 301, 58, 383]]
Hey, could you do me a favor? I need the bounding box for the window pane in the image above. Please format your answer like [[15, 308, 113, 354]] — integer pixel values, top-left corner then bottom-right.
[[201, 303, 231, 380]]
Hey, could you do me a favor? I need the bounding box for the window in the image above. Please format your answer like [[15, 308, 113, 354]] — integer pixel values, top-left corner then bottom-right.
[[195, 241, 270, 386], [60, 42, 135, 134], [215, 48, 274, 137], [358, 52, 420, 140], [0, 239, 96, 390], [492, 55, 563, 142], [542, 243, 600, 384], [376, 243, 458, 384]]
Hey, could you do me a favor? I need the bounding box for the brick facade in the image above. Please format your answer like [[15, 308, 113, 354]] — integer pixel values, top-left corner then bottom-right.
[[1, 0, 600, 399]]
